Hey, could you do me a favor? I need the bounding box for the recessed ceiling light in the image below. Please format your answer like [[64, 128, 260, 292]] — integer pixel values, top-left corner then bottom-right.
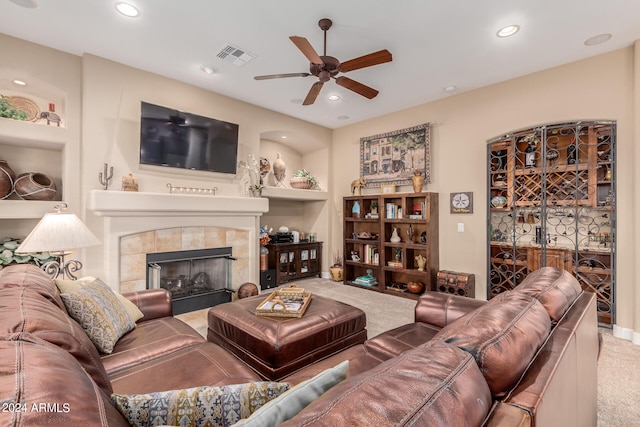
[[281, 136, 287, 139], [200, 65, 217, 75], [115, 2, 139, 17], [328, 94, 340, 101], [443, 85, 457, 93], [13, 79, 27, 86], [584, 33, 612, 46], [337, 115, 350, 121], [497, 25, 520, 38], [9, 0, 37, 8]]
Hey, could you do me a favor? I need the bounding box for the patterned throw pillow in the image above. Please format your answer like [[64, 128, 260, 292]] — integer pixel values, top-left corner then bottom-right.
[[56, 276, 144, 323], [111, 381, 290, 427], [60, 279, 136, 354], [235, 360, 349, 426]]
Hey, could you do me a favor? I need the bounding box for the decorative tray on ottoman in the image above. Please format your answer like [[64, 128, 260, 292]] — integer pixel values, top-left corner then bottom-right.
[[255, 284, 312, 318]]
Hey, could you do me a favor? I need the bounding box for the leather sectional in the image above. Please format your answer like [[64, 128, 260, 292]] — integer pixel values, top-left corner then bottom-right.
[[0, 264, 598, 426]]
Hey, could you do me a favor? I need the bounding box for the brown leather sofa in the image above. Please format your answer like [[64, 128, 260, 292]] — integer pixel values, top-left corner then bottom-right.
[[0, 264, 262, 426], [0, 264, 598, 426]]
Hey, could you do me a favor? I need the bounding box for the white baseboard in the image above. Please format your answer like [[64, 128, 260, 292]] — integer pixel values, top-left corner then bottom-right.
[[613, 324, 640, 345]]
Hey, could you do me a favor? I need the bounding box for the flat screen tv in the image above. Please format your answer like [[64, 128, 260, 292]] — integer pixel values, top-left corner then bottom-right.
[[139, 101, 239, 174]]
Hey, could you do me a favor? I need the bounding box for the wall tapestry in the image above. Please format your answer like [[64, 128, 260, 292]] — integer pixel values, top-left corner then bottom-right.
[[360, 123, 430, 188]]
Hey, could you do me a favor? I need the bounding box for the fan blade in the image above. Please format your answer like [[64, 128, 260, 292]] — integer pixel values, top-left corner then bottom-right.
[[335, 76, 379, 99], [303, 81, 324, 106], [254, 73, 311, 80], [340, 49, 392, 73], [290, 36, 323, 65]]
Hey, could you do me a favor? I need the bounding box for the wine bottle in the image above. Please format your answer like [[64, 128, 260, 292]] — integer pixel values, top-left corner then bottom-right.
[[525, 141, 536, 168]]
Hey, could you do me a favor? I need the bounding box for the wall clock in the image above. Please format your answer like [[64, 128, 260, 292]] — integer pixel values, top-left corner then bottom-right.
[[450, 192, 473, 214]]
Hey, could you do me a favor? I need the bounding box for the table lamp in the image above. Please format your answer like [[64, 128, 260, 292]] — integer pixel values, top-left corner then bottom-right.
[[15, 203, 101, 279]]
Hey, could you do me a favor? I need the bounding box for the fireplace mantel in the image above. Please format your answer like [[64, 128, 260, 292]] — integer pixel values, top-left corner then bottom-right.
[[86, 190, 268, 292], [88, 190, 269, 216]]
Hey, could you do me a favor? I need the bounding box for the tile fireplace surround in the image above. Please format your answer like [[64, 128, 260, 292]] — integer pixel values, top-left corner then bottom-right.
[[87, 190, 269, 293]]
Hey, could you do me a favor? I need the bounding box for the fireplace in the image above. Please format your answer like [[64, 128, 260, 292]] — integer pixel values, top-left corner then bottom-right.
[[147, 247, 234, 314], [87, 190, 269, 296]]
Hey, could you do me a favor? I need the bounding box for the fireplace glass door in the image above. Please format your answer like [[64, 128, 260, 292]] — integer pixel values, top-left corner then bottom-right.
[[147, 247, 233, 314]]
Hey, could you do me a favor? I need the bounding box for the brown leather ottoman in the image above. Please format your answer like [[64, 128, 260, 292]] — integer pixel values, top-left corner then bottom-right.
[[207, 293, 367, 380]]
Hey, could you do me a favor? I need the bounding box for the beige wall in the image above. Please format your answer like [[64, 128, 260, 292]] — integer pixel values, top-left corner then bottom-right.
[[79, 54, 333, 280], [331, 47, 638, 340]]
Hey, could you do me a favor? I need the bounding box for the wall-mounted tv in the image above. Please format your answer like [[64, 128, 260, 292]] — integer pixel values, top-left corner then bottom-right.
[[139, 101, 239, 174]]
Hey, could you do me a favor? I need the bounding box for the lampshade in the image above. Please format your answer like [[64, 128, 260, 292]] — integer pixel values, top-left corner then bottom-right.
[[16, 204, 101, 254]]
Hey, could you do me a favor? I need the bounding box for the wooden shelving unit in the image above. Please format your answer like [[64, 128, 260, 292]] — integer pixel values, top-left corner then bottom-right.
[[343, 193, 438, 300]]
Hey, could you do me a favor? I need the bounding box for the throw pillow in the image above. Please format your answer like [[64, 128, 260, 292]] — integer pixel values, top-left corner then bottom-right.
[[111, 381, 290, 427], [234, 360, 349, 426], [56, 276, 144, 323], [60, 279, 136, 354]]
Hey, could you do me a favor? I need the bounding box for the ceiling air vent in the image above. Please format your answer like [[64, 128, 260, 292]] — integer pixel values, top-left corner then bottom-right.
[[216, 43, 256, 67]]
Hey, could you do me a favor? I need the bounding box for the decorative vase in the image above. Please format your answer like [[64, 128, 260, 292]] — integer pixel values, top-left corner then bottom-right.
[[14, 172, 57, 200], [260, 246, 269, 270], [329, 266, 344, 282], [352, 201, 361, 218], [407, 281, 425, 294], [491, 195, 507, 208], [412, 170, 424, 193], [390, 227, 401, 243], [273, 153, 286, 187], [0, 160, 16, 200]]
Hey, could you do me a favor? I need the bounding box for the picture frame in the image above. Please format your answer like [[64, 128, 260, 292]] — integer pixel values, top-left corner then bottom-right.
[[360, 123, 431, 188], [381, 184, 396, 194], [450, 192, 474, 214]]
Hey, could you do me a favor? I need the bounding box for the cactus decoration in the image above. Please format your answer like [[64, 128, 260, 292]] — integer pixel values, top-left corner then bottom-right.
[[99, 163, 113, 190]]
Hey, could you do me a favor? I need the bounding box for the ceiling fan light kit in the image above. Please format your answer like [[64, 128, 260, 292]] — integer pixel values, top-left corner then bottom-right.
[[255, 18, 392, 106]]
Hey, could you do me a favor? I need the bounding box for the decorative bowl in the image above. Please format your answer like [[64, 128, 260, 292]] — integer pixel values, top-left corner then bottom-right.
[[290, 176, 313, 189]]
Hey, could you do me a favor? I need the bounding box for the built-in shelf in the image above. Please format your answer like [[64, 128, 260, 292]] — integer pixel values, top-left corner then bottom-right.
[[0, 200, 60, 219], [262, 186, 328, 201], [0, 117, 67, 149], [88, 189, 269, 217]]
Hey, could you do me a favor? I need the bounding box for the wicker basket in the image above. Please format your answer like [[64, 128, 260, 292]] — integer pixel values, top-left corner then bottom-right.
[[290, 176, 313, 189]]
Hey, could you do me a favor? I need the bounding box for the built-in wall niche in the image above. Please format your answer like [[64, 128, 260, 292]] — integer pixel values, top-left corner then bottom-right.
[[259, 139, 305, 188], [0, 142, 63, 201], [1, 87, 66, 128]]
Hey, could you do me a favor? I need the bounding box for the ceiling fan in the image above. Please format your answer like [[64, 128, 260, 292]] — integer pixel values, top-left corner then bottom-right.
[[254, 18, 392, 106]]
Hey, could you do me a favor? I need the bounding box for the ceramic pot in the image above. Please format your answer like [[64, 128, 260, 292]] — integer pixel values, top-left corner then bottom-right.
[[491, 195, 507, 208], [329, 266, 343, 282], [412, 170, 424, 193], [14, 172, 57, 200], [0, 160, 16, 200], [407, 281, 425, 294]]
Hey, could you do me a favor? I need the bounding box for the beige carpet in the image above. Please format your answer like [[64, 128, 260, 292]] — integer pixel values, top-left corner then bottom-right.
[[177, 277, 639, 426]]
